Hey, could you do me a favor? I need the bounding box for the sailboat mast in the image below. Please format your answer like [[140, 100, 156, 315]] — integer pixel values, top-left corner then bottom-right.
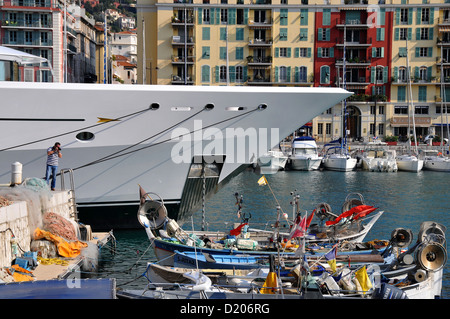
[[342, 24, 347, 153], [405, 38, 419, 154]]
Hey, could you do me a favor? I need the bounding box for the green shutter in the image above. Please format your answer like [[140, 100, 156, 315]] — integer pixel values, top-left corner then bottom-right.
[[372, 47, 376, 58], [408, 28, 412, 40], [280, 9, 288, 26], [243, 66, 247, 82], [300, 9, 308, 25], [244, 9, 248, 25], [216, 9, 220, 25], [202, 46, 210, 59], [417, 8, 422, 25], [307, 48, 311, 58], [395, 8, 400, 25], [210, 8, 215, 25], [317, 48, 322, 58], [275, 66, 279, 82], [427, 66, 432, 81], [215, 66, 219, 83], [229, 8, 236, 25], [414, 66, 419, 79], [381, 47, 384, 58], [202, 27, 210, 41], [430, 7, 435, 23], [415, 47, 420, 57], [329, 47, 334, 58], [429, 27, 433, 40], [220, 28, 226, 41], [416, 28, 420, 41], [318, 28, 323, 41], [198, 8, 202, 25], [326, 28, 330, 41], [383, 66, 388, 83], [394, 28, 399, 41], [393, 66, 398, 82], [323, 9, 331, 26], [371, 67, 376, 83], [398, 86, 406, 102], [287, 48, 291, 58], [230, 66, 235, 82], [294, 47, 299, 58], [275, 47, 279, 58], [294, 66, 299, 82], [380, 8, 385, 25], [220, 47, 227, 59], [428, 47, 433, 57], [408, 8, 413, 25]]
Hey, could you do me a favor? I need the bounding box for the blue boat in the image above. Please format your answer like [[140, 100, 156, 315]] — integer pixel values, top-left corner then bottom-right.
[[173, 250, 266, 270]]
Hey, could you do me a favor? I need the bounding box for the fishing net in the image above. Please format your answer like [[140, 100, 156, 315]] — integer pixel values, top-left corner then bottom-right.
[[42, 212, 78, 241]]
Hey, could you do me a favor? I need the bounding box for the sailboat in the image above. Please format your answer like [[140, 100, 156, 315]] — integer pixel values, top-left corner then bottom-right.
[[396, 39, 423, 172], [423, 43, 450, 172], [322, 25, 357, 172]]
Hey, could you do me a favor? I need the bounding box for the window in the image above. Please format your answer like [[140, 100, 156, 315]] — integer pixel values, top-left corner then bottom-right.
[[399, 47, 407, 57], [379, 105, 385, 115], [41, 70, 50, 83], [376, 68, 383, 82], [202, 27, 210, 40], [397, 86, 406, 102], [416, 47, 432, 57], [220, 28, 227, 40], [236, 9, 244, 25], [420, 28, 429, 40], [299, 48, 310, 58], [378, 123, 384, 136], [415, 105, 429, 114], [399, 67, 407, 82], [202, 46, 210, 59], [203, 9, 210, 24], [299, 28, 308, 41], [318, 28, 330, 41], [317, 123, 323, 135], [280, 9, 288, 26], [400, 8, 409, 25], [40, 32, 48, 45], [320, 65, 330, 84], [419, 67, 428, 81], [201, 65, 210, 82], [322, 9, 331, 26], [220, 47, 227, 59], [326, 123, 331, 135], [254, 10, 266, 23], [298, 66, 307, 82], [235, 47, 244, 60], [394, 105, 408, 114], [236, 28, 244, 41], [372, 47, 384, 58], [279, 47, 288, 57], [9, 31, 17, 43], [25, 31, 33, 44], [221, 9, 228, 24], [279, 66, 288, 82], [399, 28, 408, 40], [236, 66, 244, 82], [418, 86, 427, 102], [300, 9, 308, 25], [25, 13, 32, 26], [318, 47, 334, 58], [421, 8, 430, 24], [376, 28, 385, 41], [219, 66, 227, 82], [279, 28, 287, 41]]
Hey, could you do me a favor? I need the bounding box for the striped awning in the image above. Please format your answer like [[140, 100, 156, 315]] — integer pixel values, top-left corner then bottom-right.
[[338, 6, 367, 10], [439, 27, 450, 32]]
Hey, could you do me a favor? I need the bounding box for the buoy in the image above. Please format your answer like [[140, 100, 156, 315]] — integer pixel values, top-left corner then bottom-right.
[[11, 162, 23, 185]]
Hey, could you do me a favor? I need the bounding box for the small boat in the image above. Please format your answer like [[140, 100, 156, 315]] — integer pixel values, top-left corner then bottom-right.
[[396, 153, 424, 172], [360, 142, 397, 172], [321, 140, 357, 172], [255, 149, 289, 174], [422, 150, 450, 172], [173, 250, 266, 270], [289, 136, 323, 171]]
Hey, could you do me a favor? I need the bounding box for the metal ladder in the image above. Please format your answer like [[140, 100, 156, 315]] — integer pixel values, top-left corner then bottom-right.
[[60, 168, 78, 222]]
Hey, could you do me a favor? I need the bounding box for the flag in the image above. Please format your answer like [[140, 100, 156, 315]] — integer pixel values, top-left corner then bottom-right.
[[325, 245, 337, 273], [355, 265, 372, 294], [352, 207, 378, 221], [260, 272, 278, 294], [289, 216, 306, 239], [229, 223, 248, 236], [257, 175, 268, 186], [139, 184, 148, 205], [325, 205, 374, 226], [306, 209, 315, 229]]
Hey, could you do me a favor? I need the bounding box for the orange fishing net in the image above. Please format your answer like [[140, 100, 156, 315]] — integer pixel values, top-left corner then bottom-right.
[[33, 228, 87, 258]]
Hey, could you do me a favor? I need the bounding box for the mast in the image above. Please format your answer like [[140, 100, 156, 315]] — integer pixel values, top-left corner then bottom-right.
[[405, 38, 418, 155], [142, 18, 146, 84], [342, 24, 348, 153]]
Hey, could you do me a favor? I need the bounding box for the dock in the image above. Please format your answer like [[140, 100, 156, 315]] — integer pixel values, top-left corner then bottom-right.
[[0, 171, 116, 298]]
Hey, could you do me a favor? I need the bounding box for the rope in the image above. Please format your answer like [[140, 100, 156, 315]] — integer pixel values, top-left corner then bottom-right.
[[0, 108, 151, 152], [37, 256, 69, 266], [71, 106, 259, 172]]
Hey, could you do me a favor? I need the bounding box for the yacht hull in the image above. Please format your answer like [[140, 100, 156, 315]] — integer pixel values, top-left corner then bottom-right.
[[0, 82, 350, 228]]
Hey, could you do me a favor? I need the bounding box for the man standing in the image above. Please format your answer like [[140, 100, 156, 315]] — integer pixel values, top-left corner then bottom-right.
[[45, 142, 62, 191]]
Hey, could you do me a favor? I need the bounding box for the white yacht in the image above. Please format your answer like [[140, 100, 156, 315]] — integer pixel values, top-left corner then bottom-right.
[[361, 142, 397, 172], [396, 153, 424, 172], [322, 140, 357, 172], [289, 136, 322, 171], [256, 149, 288, 174], [0, 81, 350, 228], [422, 150, 450, 172]]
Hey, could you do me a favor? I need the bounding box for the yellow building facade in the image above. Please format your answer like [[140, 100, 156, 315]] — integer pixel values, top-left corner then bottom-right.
[[137, 0, 450, 143]]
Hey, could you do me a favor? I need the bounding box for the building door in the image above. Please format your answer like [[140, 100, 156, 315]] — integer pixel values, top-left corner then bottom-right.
[[344, 105, 361, 140]]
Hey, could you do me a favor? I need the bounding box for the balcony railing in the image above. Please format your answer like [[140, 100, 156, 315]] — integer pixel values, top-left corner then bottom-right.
[[0, 0, 54, 7], [171, 55, 195, 63], [172, 36, 195, 45], [248, 37, 273, 46], [1, 19, 52, 28], [172, 74, 194, 84], [2, 37, 53, 47]]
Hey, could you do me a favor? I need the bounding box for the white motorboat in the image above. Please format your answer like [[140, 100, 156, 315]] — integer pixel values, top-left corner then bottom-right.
[[396, 153, 423, 172], [423, 150, 450, 172], [289, 136, 323, 171], [0, 80, 350, 229], [361, 142, 397, 172], [256, 149, 288, 174]]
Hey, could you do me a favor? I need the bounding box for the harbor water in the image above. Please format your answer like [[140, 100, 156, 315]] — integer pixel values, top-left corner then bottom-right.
[[93, 169, 450, 299]]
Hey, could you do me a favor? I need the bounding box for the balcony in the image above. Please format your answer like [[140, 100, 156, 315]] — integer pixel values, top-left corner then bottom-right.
[[248, 18, 273, 29], [247, 76, 272, 85], [0, 0, 53, 8], [171, 55, 195, 64], [335, 58, 371, 68], [336, 19, 370, 29], [2, 37, 53, 47], [1, 19, 52, 29], [248, 37, 272, 47], [172, 36, 195, 46], [171, 74, 194, 84], [247, 56, 272, 68], [171, 16, 195, 27]]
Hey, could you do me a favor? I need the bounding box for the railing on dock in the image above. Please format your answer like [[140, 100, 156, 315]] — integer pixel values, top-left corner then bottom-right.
[[60, 168, 78, 222]]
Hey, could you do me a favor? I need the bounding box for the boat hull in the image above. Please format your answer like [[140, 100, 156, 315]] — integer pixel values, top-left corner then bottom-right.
[[424, 157, 450, 172], [396, 156, 424, 172], [322, 157, 357, 172], [0, 82, 350, 228], [290, 157, 322, 171]]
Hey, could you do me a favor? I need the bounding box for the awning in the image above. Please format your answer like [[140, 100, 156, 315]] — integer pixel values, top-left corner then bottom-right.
[[0, 46, 47, 64], [339, 6, 367, 10], [439, 27, 450, 32]]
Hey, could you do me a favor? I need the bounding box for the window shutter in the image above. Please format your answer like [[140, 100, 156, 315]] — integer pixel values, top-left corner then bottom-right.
[[417, 8, 422, 25], [244, 9, 248, 25], [429, 27, 433, 40], [395, 8, 400, 25], [394, 28, 399, 41], [229, 8, 236, 25], [408, 8, 413, 25], [408, 28, 412, 40], [318, 28, 323, 41], [215, 66, 219, 83], [371, 67, 376, 83], [198, 8, 202, 25], [300, 9, 308, 25], [275, 47, 279, 58], [230, 66, 235, 82], [307, 48, 311, 58], [210, 8, 215, 24], [329, 47, 334, 58], [287, 48, 291, 58], [287, 67, 291, 82], [416, 28, 420, 41], [275, 66, 279, 82], [295, 66, 299, 82], [383, 66, 388, 83], [294, 47, 299, 58], [393, 66, 398, 82], [428, 47, 433, 57], [317, 48, 322, 58]]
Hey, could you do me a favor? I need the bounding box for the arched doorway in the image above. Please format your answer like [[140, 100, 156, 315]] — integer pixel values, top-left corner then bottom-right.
[[344, 105, 362, 141]]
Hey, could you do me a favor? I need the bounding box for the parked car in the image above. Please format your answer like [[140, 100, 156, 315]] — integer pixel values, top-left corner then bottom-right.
[[423, 134, 448, 145]]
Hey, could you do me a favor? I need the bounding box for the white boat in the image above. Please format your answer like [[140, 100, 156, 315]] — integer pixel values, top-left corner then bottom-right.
[[422, 150, 450, 172], [289, 136, 323, 171], [255, 149, 288, 174], [322, 143, 357, 172], [396, 153, 424, 172], [361, 142, 397, 172], [0, 79, 350, 228]]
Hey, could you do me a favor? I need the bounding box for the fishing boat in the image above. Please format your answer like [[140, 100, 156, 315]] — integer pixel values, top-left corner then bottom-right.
[[173, 250, 266, 270], [118, 221, 447, 300], [289, 136, 323, 171], [138, 190, 383, 266], [360, 141, 397, 172], [255, 149, 289, 174], [0, 48, 351, 229]]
